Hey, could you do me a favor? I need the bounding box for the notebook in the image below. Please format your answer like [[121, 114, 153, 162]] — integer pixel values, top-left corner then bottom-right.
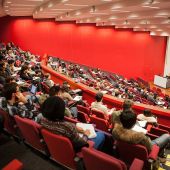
[[76, 123, 97, 139]]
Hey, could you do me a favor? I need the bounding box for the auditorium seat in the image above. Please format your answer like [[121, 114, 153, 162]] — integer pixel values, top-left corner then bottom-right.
[[77, 111, 90, 123], [116, 140, 159, 169], [41, 82, 50, 93], [0, 109, 18, 136], [41, 129, 81, 170], [82, 147, 144, 170], [91, 109, 107, 120], [2, 159, 23, 170], [14, 116, 48, 154], [90, 115, 111, 132], [77, 105, 91, 116]]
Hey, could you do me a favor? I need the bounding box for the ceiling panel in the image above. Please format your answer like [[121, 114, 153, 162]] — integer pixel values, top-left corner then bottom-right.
[[0, 0, 169, 36]]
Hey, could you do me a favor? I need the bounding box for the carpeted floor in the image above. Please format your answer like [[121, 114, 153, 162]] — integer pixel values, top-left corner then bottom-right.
[[0, 134, 65, 170]]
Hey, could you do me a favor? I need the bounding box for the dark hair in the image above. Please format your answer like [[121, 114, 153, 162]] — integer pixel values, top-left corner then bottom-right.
[[8, 60, 15, 65], [123, 99, 133, 110], [41, 96, 65, 121], [5, 76, 15, 84], [120, 110, 137, 129], [49, 84, 60, 97], [3, 82, 18, 100], [95, 92, 103, 102], [143, 109, 152, 117]]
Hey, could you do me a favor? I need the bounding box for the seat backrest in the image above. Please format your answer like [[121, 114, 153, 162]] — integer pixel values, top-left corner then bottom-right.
[[117, 140, 148, 165], [90, 115, 108, 132], [91, 109, 105, 119], [41, 129, 76, 169], [41, 82, 50, 93], [0, 109, 17, 135], [14, 116, 45, 152], [77, 105, 90, 115], [77, 111, 89, 123], [82, 147, 127, 170], [64, 116, 79, 124]]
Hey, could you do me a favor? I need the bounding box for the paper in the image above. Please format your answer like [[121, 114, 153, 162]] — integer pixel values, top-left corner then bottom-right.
[[76, 123, 97, 139], [137, 120, 147, 128], [132, 124, 147, 134], [73, 96, 82, 101]]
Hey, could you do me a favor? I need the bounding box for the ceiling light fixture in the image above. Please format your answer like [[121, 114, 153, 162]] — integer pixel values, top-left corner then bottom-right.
[[48, 3, 53, 8], [65, 4, 88, 7], [91, 12, 107, 15], [142, 6, 160, 9]]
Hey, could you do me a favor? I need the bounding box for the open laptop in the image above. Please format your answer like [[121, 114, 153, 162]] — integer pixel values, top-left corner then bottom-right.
[[30, 84, 37, 95]]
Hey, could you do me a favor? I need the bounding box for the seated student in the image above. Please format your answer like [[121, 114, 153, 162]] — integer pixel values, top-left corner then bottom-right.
[[112, 110, 170, 158], [48, 85, 73, 118], [20, 65, 32, 81], [137, 109, 157, 126], [0, 82, 39, 120], [41, 96, 105, 151], [91, 92, 115, 117], [112, 99, 134, 124], [44, 73, 54, 88]]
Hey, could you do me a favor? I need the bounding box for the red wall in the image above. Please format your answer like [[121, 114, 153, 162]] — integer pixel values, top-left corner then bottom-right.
[[0, 16, 167, 81]]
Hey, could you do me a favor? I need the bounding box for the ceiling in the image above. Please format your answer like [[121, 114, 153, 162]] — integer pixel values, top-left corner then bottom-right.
[[1, 0, 170, 36]]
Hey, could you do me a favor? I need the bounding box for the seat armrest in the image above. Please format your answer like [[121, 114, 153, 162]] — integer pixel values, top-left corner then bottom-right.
[[129, 158, 144, 170], [148, 144, 159, 161], [146, 132, 158, 140]]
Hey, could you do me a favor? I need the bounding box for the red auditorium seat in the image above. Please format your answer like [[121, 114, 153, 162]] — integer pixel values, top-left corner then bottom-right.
[[91, 109, 108, 120], [41, 129, 81, 170], [77, 105, 91, 116], [77, 111, 90, 123], [90, 115, 111, 132], [116, 140, 159, 169], [41, 82, 50, 93], [14, 116, 48, 154], [82, 147, 144, 170], [0, 109, 18, 136], [2, 159, 23, 170]]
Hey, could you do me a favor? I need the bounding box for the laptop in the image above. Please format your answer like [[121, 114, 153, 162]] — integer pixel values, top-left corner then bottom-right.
[[30, 84, 37, 95]]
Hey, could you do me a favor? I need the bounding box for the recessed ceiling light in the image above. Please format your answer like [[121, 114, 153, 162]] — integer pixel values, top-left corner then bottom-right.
[[111, 9, 130, 13], [109, 16, 117, 20], [51, 8, 73, 11], [101, 0, 112, 2], [48, 3, 53, 8], [149, 25, 157, 28], [62, 0, 69, 2], [65, 4, 88, 7], [40, 7, 43, 11], [91, 12, 107, 15], [142, 6, 160, 9], [6, 1, 12, 3], [95, 18, 101, 21], [75, 11, 81, 16], [128, 14, 139, 18], [156, 12, 169, 16]]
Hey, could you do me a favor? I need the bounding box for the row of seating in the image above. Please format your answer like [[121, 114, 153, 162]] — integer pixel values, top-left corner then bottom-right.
[[11, 115, 145, 170]]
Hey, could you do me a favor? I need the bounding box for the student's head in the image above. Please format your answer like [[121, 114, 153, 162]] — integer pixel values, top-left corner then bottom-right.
[[123, 99, 133, 110], [120, 110, 137, 129], [3, 82, 19, 100], [8, 60, 15, 66], [143, 109, 152, 117], [49, 84, 60, 96], [95, 92, 103, 102], [41, 96, 65, 121], [45, 73, 51, 79], [20, 65, 29, 74]]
